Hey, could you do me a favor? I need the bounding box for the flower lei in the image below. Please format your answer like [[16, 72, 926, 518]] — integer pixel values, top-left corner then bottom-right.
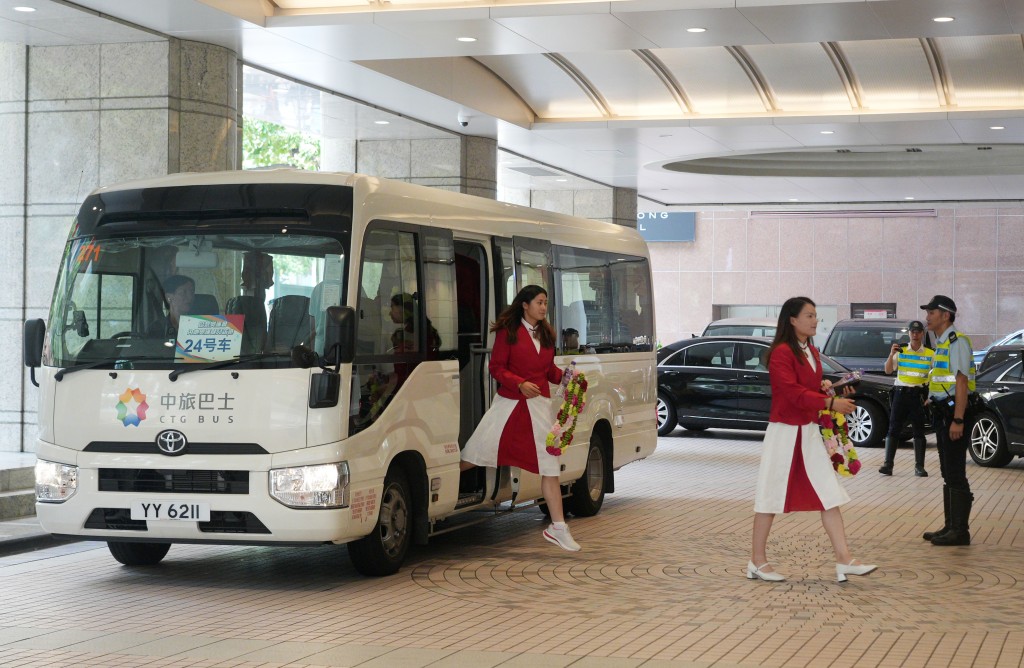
[[818, 409, 861, 476], [545, 364, 588, 456]]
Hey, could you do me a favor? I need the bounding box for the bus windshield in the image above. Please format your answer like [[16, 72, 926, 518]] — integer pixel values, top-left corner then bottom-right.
[[47, 231, 347, 369]]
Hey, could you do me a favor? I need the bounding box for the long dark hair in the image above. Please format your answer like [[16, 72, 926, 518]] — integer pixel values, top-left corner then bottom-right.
[[491, 284, 556, 348], [768, 296, 816, 366]]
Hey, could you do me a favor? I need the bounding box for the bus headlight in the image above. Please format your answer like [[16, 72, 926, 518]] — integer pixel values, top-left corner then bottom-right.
[[35, 460, 78, 503], [269, 462, 349, 508]]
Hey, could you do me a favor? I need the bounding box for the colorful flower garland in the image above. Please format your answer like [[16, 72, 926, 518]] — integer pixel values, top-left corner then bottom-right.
[[818, 409, 861, 476], [546, 366, 588, 456]]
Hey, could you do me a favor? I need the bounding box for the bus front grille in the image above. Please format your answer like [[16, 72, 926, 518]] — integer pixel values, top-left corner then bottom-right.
[[98, 469, 250, 494], [199, 511, 271, 534]]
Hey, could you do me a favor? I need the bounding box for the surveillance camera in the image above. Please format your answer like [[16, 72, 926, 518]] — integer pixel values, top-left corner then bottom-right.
[[457, 113, 469, 128]]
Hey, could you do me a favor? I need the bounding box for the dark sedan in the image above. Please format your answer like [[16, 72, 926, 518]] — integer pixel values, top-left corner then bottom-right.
[[969, 345, 1024, 467], [656, 335, 904, 447]]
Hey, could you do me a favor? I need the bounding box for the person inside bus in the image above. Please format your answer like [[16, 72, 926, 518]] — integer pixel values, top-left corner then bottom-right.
[[460, 285, 581, 552], [142, 245, 179, 334], [562, 328, 581, 354], [147, 274, 195, 340], [389, 292, 440, 354]]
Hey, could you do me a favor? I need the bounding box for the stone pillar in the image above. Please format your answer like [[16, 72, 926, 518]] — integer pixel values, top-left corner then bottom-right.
[[356, 134, 497, 199], [0, 44, 28, 453], [612, 187, 638, 229], [5, 38, 239, 452]]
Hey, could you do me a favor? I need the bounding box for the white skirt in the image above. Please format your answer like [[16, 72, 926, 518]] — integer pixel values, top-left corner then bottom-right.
[[461, 394, 561, 476], [753, 422, 851, 514]]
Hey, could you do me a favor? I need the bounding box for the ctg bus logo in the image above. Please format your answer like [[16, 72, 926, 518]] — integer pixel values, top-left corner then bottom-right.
[[115, 388, 149, 427], [155, 429, 188, 456]]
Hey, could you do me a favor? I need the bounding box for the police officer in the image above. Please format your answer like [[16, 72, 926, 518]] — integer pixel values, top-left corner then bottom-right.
[[920, 295, 977, 546], [879, 319, 932, 477]]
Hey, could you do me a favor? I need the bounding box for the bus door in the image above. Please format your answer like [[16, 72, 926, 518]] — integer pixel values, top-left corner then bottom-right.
[[454, 240, 489, 447]]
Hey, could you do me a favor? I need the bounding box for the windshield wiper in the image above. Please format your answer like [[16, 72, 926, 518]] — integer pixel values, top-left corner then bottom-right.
[[55, 355, 171, 381], [168, 352, 290, 381]]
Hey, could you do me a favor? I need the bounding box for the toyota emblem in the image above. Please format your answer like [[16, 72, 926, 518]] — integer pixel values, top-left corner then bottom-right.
[[155, 429, 188, 456]]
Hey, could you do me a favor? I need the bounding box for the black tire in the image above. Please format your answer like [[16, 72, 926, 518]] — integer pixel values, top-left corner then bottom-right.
[[656, 392, 677, 436], [107, 541, 170, 566], [568, 433, 608, 517], [847, 400, 886, 448], [348, 467, 412, 576], [970, 411, 1013, 467], [680, 424, 708, 432]]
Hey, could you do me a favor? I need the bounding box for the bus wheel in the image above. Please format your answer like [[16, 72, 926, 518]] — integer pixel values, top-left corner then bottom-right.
[[348, 468, 411, 576], [107, 541, 170, 566], [568, 434, 607, 517]]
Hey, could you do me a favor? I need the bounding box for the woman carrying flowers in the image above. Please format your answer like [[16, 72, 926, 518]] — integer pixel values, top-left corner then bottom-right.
[[748, 296, 876, 583], [460, 285, 581, 552]]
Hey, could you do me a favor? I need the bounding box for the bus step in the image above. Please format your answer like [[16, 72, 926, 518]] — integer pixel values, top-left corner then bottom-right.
[[455, 491, 484, 508]]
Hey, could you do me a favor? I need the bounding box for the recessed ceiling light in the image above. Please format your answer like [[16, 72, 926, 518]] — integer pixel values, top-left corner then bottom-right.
[[13, 6, 36, 11], [904, 196, 916, 200], [788, 198, 800, 202], [374, 120, 390, 125], [990, 125, 1005, 130], [555, 178, 568, 182], [932, 16, 954, 23], [456, 36, 476, 42], [820, 130, 835, 135], [686, 27, 707, 33]]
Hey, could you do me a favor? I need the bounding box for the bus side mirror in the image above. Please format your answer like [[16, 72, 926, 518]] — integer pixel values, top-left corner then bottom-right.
[[323, 305, 356, 365], [24, 318, 45, 387]]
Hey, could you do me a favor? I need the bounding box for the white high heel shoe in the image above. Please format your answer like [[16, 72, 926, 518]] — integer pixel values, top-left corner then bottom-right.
[[836, 560, 877, 583], [746, 561, 785, 582]]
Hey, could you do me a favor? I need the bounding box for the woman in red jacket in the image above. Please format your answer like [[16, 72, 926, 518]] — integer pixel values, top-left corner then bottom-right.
[[461, 285, 580, 551], [748, 296, 876, 583]]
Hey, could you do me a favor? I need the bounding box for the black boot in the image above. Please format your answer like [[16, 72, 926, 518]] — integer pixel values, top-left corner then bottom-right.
[[931, 489, 972, 546], [879, 436, 896, 475], [923, 485, 951, 541], [914, 435, 928, 476]]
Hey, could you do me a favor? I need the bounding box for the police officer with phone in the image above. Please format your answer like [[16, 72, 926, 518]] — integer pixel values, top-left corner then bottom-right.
[[880, 320, 932, 477], [920, 295, 977, 546]]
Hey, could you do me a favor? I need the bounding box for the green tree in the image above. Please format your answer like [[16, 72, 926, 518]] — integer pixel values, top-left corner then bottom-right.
[[242, 117, 321, 171]]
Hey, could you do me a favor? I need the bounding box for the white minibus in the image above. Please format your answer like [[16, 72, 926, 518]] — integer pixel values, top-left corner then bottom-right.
[[24, 169, 657, 575]]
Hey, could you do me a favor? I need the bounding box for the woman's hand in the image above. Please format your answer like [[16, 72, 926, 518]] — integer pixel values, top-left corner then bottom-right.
[[519, 381, 541, 398], [821, 379, 833, 393]]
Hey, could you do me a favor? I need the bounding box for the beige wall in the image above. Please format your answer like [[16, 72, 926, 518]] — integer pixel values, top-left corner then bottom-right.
[[651, 206, 1024, 349]]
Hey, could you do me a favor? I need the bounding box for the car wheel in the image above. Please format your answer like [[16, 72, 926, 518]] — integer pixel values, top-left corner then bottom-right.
[[107, 541, 170, 566], [568, 433, 607, 517], [348, 467, 411, 576], [656, 392, 677, 436], [847, 401, 885, 448], [970, 411, 1013, 468]]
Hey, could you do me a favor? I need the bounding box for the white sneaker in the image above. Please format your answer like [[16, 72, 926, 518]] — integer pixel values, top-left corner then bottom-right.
[[543, 523, 581, 552]]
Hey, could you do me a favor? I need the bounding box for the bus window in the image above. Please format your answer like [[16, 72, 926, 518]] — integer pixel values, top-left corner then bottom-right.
[[610, 256, 653, 351], [421, 230, 456, 357], [351, 227, 420, 432], [492, 237, 515, 311], [554, 247, 609, 354]]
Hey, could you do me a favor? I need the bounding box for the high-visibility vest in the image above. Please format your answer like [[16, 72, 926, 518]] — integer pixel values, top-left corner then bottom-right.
[[928, 331, 976, 396], [896, 345, 934, 386]]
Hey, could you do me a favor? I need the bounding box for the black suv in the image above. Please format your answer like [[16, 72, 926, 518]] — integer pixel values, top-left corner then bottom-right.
[[656, 335, 903, 447], [822, 318, 934, 373]]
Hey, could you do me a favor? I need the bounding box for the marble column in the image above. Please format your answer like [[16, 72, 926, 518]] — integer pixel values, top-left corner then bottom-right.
[[356, 134, 497, 199], [0, 44, 28, 453], [6, 38, 239, 452]]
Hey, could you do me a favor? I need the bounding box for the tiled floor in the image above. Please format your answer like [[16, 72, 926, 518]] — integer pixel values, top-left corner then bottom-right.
[[2, 430, 1024, 667]]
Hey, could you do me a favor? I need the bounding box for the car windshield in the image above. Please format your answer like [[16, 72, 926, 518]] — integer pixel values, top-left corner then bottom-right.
[[823, 326, 905, 358], [46, 231, 347, 369]]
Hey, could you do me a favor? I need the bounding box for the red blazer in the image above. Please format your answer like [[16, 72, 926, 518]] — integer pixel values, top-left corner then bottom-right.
[[769, 343, 826, 425], [490, 325, 564, 400]]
